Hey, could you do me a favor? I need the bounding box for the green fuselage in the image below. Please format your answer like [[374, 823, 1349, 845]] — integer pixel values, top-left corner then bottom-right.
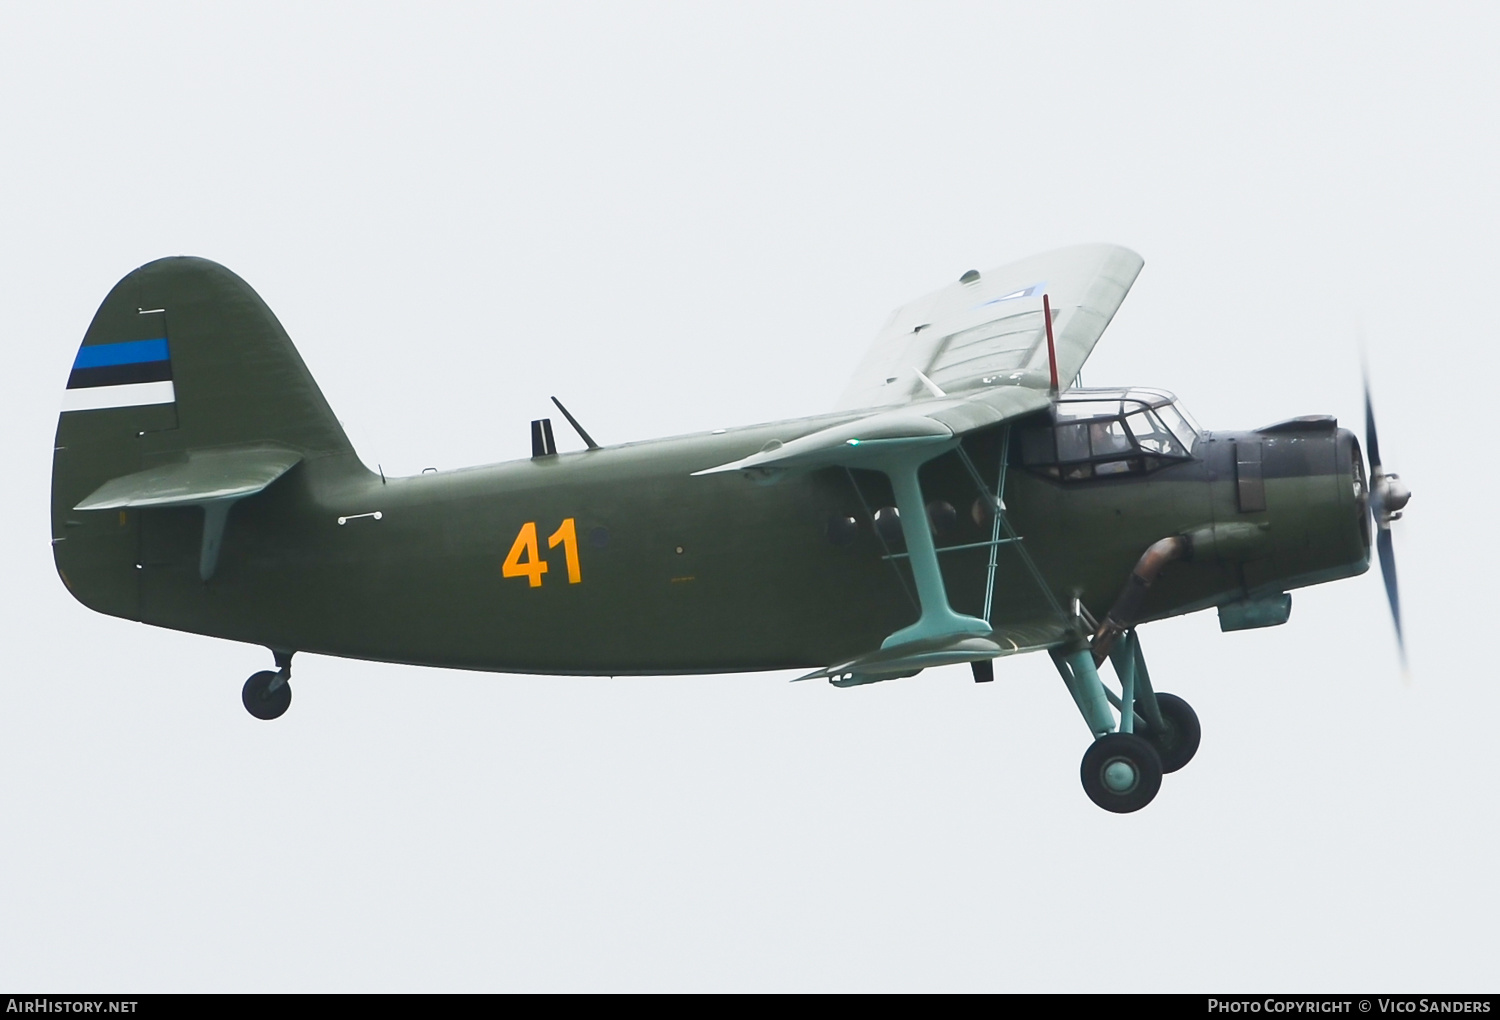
[[54, 408, 1369, 675]]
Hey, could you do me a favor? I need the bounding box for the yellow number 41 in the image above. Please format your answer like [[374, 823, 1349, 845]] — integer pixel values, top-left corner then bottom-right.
[[503, 518, 582, 587]]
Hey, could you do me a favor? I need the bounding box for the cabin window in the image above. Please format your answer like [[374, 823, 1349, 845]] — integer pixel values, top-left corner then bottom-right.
[[873, 506, 903, 545], [927, 500, 957, 537], [825, 514, 858, 546]]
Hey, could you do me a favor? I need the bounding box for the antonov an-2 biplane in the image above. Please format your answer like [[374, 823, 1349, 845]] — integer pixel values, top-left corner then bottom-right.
[[50, 244, 1409, 812]]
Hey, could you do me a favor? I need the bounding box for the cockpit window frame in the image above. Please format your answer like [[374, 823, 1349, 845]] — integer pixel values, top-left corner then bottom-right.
[[1013, 387, 1200, 482]]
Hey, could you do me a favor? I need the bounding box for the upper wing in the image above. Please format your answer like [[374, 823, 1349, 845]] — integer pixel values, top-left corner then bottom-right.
[[696, 244, 1141, 477], [836, 244, 1144, 411]]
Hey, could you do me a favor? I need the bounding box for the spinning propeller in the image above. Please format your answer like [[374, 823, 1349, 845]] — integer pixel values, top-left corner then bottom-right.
[[1363, 371, 1412, 668]]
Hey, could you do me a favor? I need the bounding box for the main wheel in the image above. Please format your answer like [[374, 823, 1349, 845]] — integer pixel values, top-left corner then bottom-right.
[[1080, 733, 1163, 813], [242, 670, 291, 721], [1139, 693, 1200, 773]]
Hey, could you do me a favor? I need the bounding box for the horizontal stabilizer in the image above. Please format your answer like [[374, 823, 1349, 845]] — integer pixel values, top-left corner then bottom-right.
[[74, 445, 301, 511]]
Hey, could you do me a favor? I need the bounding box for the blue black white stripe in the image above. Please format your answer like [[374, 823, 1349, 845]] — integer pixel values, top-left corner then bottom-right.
[[61, 338, 175, 411]]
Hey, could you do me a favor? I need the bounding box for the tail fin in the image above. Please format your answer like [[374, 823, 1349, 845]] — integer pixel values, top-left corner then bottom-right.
[[52, 257, 358, 617]]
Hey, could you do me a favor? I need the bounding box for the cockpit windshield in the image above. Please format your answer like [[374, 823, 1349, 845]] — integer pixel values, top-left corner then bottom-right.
[[1016, 387, 1198, 481]]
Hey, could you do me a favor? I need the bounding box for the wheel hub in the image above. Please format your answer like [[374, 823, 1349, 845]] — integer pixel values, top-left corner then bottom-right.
[[1102, 759, 1137, 792]]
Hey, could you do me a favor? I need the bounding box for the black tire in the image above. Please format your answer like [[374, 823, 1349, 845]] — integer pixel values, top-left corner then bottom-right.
[[1080, 733, 1163, 813], [242, 670, 291, 721], [1139, 693, 1200, 773]]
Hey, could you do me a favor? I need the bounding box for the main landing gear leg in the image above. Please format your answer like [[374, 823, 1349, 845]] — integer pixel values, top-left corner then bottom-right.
[[1052, 643, 1163, 813], [1107, 631, 1200, 774], [242, 649, 294, 721]]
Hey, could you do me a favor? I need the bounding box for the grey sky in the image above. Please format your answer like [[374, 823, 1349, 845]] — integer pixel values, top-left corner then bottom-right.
[[1, 2, 1495, 990]]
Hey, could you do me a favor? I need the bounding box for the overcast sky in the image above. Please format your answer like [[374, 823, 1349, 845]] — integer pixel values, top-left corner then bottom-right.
[[2, 2, 1496, 991]]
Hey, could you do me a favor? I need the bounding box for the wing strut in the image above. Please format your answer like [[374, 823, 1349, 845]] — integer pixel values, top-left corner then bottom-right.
[[875, 437, 992, 649], [953, 435, 1064, 621]]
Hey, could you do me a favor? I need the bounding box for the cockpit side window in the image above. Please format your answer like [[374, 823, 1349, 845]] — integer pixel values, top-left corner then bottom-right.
[[1154, 402, 1199, 452], [1090, 418, 1133, 457], [1124, 408, 1186, 457], [1015, 399, 1195, 482], [1056, 421, 1090, 462]]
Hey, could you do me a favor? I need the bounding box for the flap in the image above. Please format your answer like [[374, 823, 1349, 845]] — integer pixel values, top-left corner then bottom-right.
[[74, 445, 302, 510]]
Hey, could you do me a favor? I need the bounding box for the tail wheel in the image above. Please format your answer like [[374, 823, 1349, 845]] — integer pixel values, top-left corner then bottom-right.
[[242, 670, 291, 721]]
